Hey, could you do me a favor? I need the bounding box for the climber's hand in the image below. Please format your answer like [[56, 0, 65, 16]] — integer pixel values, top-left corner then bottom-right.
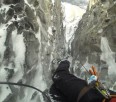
[[89, 66, 98, 76], [88, 66, 98, 84]]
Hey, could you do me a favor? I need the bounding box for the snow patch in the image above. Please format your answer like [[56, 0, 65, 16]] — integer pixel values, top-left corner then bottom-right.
[[62, 2, 85, 23], [48, 27, 53, 36], [0, 68, 12, 102], [62, 2, 85, 51], [10, 30, 26, 82], [98, 29, 103, 34], [52, 0, 55, 5], [0, 24, 7, 62], [0, 85, 12, 102], [24, 0, 30, 5]]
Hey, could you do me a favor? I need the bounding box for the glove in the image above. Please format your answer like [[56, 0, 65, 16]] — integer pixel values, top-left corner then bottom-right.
[[87, 66, 98, 84], [88, 75, 97, 84], [89, 66, 98, 76]]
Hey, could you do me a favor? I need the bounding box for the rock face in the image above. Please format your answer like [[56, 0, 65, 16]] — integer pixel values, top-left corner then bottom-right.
[[71, 0, 116, 88], [0, 0, 64, 101]]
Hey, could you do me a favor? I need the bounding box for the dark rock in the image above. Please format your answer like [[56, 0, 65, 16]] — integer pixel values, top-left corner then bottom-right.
[[25, 22, 31, 30], [13, 0, 21, 4], [3, 0, 13, 4], [0, 13, 4, 24], [25, 5, 35, 19], [14, 3, 23, 13], [52, 26, 56, 33], [104, 18, 110, 23], [7, 8, 14, 17], [36, 8, 46, 24], [13, 21, 18, 28], [23, 31, 39, 70], [24, 17, 34, 31], [2, 93, 13, 102], [108, 3, 116, 15], [3, 0, 23, 4], [4, 68, 14, 79], [34, 0, 39, 7], [3, 24, 15, 65], [101, 0, 106, 2], [18, 26, 24, 34], [3, 47, 14, 66], [71, 0, 116, 66], [14, 15, 17, 20], [10, 5, 14, 8], [31, 92, 37, 100], [90, 44, 101, 52], [24, 17, 39, 32], [4, 25, 13, 47]]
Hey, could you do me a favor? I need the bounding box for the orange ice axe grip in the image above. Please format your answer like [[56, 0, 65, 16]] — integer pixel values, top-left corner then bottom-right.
[[92, 66, 98, 76]]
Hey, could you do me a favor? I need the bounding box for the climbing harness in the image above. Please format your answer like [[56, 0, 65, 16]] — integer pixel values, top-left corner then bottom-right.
[[0, 82, 52, 102]]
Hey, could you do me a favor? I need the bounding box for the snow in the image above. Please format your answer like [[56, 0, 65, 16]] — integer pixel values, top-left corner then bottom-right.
[[33, 63, 47, 91], [52, 0, 55, 5], [64, 17, 82, 42], [10, 30, 26, 82], [24, 0, 30, 5], [98, 29, 103, 34], [0, 24, 7, 62], [62, 2, 85, 23], [101, 37, 116, 75], [0, 68, 12, 102], [0, 84, 12, 102], [62, 2, 86, 52], [48, 27, 53, 36]]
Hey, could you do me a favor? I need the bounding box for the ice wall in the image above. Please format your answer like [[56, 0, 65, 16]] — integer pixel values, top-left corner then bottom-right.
[[101, 37, 116, 75], [0, 0, 64, 101]]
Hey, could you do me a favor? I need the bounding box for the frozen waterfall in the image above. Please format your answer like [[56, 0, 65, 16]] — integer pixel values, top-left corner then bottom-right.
[[101, 37, 116, 75]]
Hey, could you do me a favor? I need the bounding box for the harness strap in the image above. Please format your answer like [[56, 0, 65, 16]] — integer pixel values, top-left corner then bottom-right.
[[77, 86, 91, 102]]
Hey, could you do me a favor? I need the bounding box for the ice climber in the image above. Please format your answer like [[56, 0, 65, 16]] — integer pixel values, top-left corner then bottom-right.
[[49, 60, 116, 102]]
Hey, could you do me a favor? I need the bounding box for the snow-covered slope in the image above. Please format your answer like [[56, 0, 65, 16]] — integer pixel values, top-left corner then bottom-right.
[[62, 2, 86, 52]]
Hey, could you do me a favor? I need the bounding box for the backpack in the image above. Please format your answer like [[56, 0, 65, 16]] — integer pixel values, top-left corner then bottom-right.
[[110, 98, 116, 102], [103, 95, 116, 102]]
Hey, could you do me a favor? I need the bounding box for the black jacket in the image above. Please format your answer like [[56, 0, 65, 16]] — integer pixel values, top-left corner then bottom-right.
[[49, 60, 115, 102]]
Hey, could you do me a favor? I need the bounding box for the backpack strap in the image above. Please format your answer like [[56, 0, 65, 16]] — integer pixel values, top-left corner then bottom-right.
[[77, 86, 91, 102]]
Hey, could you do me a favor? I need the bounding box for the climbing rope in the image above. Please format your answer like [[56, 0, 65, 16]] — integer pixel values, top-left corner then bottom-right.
[[0, 82, 52, 102]]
